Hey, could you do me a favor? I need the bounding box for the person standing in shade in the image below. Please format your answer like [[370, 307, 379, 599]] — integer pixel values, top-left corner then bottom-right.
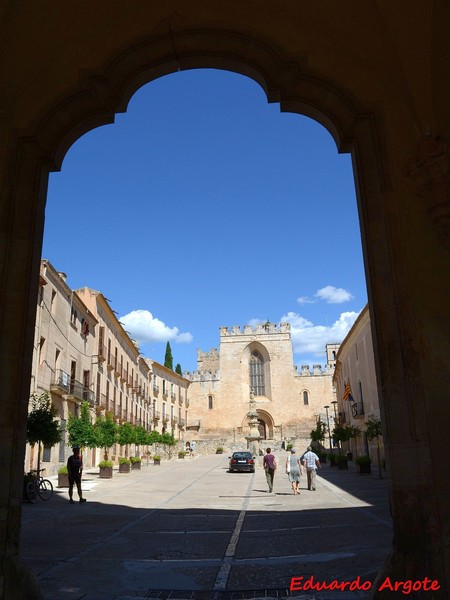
[[302, 446, 321, 491], [286, 448, 302, 494], [67, 446, 87, 503], [263, 447, 277, 493]]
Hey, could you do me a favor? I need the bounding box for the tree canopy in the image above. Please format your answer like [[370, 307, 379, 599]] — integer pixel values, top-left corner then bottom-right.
[[27, 391, 61, 448], [67, 402, 96, 448], [164, 341, 173, 370], [94, 412, 117, 458]]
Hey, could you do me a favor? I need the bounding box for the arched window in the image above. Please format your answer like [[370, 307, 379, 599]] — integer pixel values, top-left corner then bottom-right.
[[208, 395, 213, 410], [249, 351, 265, 396], [303, 391, 309, 405]]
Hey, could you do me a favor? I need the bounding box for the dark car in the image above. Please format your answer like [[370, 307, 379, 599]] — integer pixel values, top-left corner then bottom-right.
[[228, 451, 255, 473]]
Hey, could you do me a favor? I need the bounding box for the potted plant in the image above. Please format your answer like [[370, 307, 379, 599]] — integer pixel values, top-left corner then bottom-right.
[[317, 451, 327, 464], [215, 446, 224, 454], [130, 456, 141, 470], [23, 472, 34, 501], [57, 465, 69, 487], [335, 453, 348, 470], [328, 452, 337, 467], [355, 454, 372, 475], [98, 460, 113, 478], [365, 414, 383, 478], [118, 457, 131, 473], [178, 450, 187, 459], [153, 455, 161, 465]]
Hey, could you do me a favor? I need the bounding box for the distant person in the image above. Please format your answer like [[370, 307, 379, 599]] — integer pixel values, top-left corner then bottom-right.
[[263, 447, 277, 493], [286, 448, 302, 494], [190, 440, 197, 454], [67, 446, 87, 504], [302, 446, 321, 491]]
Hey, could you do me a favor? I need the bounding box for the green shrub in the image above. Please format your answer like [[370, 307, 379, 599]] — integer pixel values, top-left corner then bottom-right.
[[58, 466, 68, 475], [153, 455, 161, 461], [334, 454, 348, 462], [355, 454, 371, 466], [130, 456, 141, 464], [98, 460, 113, 468], [215, 447, 224, 454], [119, 457, 131, 465]]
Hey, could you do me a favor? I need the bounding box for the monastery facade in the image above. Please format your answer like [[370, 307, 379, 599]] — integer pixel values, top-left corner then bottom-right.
[[185, 322, 338, 447]]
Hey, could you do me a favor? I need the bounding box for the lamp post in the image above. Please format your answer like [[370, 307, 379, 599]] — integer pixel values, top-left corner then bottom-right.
[[331, 400, 338, 422], [331, 400, 339, 451], [324, 405, 332, 453]]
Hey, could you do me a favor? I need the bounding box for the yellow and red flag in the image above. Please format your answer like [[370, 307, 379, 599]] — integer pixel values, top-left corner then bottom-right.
[[343, 380, 353, 402]]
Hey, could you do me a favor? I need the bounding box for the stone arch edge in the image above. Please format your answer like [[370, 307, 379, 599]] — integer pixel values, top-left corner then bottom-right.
[[15, 27, 384, 174]]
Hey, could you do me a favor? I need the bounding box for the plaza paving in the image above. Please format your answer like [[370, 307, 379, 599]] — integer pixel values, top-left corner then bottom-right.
[[20, 453, 392, 600]]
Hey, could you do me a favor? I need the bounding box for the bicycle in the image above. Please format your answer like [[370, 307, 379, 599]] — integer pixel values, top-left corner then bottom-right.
[[25, 468, 53, 503]]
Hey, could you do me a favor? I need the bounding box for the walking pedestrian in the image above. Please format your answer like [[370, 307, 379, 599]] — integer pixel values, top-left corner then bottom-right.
[[263, 447, 277, 493], [67, 446, 87, 503], [286, 448, 302, 494], [301, 446, 321, 491]]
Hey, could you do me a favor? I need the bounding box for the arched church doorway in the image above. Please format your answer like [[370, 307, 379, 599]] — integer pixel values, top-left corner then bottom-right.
[[257, 419, 266, 440], [1, 9, 448, 598]]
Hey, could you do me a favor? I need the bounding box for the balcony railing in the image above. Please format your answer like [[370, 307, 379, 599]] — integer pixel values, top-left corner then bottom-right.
[[99, 394, 107, 410], [51, 369, 70, 395], [178, 418, 186, 427], [97, 344, 107, 362], [171, 392, 176, 401], [153, 384, 159, 395], [107, 354, 115, 370], [66, 379, 95, 406], [153, 410, 161, 421]]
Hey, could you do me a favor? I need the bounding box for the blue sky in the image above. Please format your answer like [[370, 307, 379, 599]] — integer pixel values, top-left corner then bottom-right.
[[43, 69, 367, 373]]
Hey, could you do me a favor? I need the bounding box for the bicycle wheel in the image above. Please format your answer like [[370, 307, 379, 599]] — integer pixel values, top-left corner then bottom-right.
[[38, 479, 53, 501], [25, 482, 37, 503]]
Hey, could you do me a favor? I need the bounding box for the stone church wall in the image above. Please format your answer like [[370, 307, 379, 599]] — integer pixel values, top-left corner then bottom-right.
[[185, 323, 337, 446]]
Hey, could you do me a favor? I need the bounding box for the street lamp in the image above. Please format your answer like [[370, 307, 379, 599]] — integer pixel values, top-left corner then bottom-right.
[[324, 405, 332, 453], [331, 400, 339, 451], [331, 400, 338, 422]]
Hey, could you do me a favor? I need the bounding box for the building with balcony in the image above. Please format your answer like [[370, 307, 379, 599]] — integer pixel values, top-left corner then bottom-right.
[[333, 305, 384, 463], [26, 261, 188, 474], [146, 360, 190, 441], [27, 261, 98, 472]]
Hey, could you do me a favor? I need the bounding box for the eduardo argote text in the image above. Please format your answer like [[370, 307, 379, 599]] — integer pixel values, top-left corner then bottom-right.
[[290, 575, 440, 595]]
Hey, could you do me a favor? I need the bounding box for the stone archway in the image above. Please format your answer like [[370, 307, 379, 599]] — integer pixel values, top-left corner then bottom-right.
[[1, 6, 449, 598]]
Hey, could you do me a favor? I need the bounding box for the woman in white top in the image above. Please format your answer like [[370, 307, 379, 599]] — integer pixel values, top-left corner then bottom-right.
[[286, 448, 302, 494]]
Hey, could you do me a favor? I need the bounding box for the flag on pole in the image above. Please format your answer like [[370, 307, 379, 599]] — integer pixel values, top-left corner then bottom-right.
[[343, 380, 353, 401]]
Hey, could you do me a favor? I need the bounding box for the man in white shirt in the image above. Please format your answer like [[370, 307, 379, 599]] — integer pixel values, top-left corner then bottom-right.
[[301, 446, 321, 491]]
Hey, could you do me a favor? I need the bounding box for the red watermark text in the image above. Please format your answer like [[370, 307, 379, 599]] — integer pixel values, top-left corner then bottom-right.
[[290, 575, 440, 595]]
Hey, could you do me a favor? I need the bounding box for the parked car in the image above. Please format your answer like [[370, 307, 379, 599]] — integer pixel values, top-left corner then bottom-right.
[[228, 451, 255, 473]]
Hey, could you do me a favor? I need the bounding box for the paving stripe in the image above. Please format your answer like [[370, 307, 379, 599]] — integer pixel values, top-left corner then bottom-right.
[[213, 474, 254, 594]]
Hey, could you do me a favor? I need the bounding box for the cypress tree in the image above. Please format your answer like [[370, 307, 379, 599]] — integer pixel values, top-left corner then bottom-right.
[[164, 341, 173, 370], [175, 363, 182, 375]]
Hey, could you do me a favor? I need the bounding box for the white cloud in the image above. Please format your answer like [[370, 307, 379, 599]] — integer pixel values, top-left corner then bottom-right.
[[297, 296, 315, 305], [247, 318, 265, 327], [281, 310, 360, 357], [315, 285, 354, 304], [120, 310, 193, 345]]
